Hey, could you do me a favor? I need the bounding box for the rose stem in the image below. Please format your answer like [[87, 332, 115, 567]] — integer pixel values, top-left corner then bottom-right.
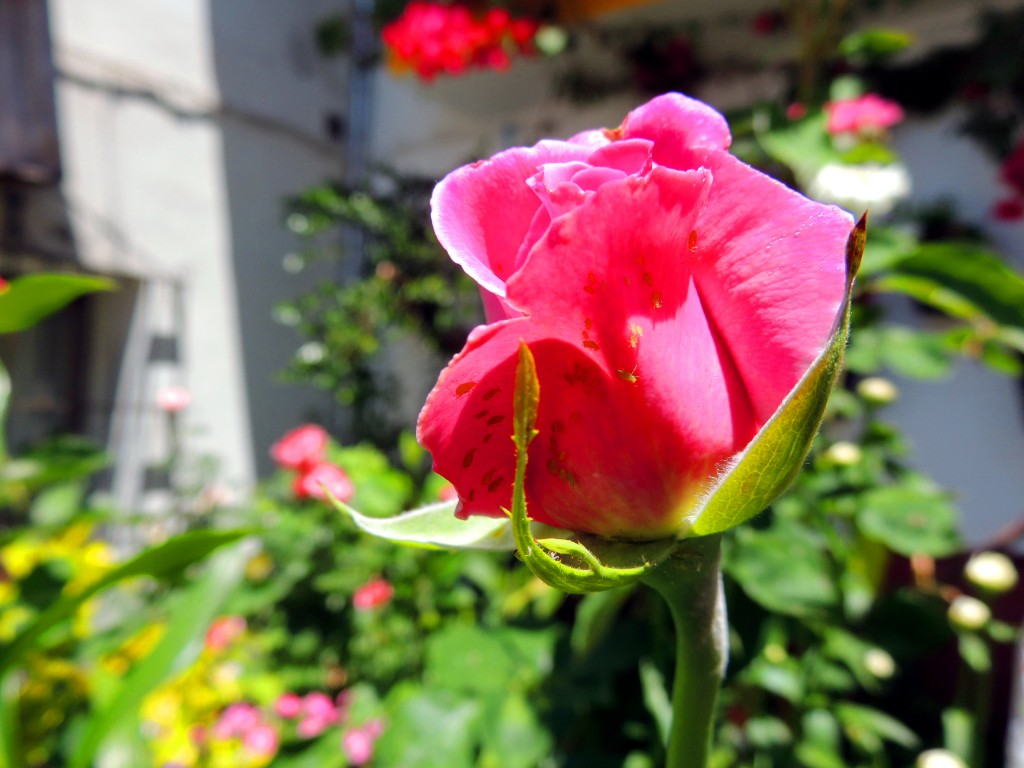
[[641, 534, 726, 768]]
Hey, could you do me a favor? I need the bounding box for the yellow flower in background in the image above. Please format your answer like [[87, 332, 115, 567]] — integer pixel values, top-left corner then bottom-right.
[[1, 538, 41, 579]]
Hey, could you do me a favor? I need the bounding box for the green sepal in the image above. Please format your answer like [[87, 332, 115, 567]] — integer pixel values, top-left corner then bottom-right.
[[507, 342, 675, 594], [688, 215, 866, 536]]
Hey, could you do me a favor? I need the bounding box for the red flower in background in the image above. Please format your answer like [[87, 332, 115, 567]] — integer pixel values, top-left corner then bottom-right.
[[418, 93, 852, 539], [826, 93, 904, 136], [293, 462, 354, 502], [382, 1, 540, 81], [352, 577, 394, 611], [271, 425, 328, 471], [991, 138, 1024, 221]]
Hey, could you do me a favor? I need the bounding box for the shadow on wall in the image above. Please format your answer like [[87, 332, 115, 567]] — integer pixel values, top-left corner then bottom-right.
[[207, 1, 348, 476]]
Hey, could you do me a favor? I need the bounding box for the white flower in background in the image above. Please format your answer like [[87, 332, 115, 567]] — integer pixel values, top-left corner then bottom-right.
[[863, 647, 896, 679], [809, 162, 912, 217], [297, 341, 326, 364], [964, 551, 1018, 594], [947, 594, 991, 630], [857, 376, 899, 405], [915, 749, 967, 768], [823, 440, 862, 466]]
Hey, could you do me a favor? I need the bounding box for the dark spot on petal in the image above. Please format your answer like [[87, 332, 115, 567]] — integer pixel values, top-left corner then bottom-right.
[[642, 271, 653, 286], [583, 339, 600, 350], [482, 468, 495, 485], [463, 449, 475, 468], [487, 476, 504, 493], [689, 229, 698, 252], [584, 318, 593, 330], [467, 489, 476, 501], [651, 291, 663, 309], [482, 433, 493, 443], [482, 388, 501, 401], [455, 381, 477, 397], [475, 409, 490, 419], [547, 458, 559, 475], [487, 415, 504, 426]]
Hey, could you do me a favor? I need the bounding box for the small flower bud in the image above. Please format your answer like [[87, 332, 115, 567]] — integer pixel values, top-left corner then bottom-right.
[[863, 648, 896, 679], [857, 376, 899, 405], [916, 749, 967, 768], [948, 594, 991, 630], [823, 440, 862, 466], [964, 551, 1018, 594]]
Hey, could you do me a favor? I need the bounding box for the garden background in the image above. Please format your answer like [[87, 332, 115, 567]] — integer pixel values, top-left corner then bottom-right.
[[4, 0, 1024, 766]]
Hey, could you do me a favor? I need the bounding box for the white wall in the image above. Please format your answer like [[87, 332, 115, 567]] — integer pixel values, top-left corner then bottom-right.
[[48, 0, 345, 506]]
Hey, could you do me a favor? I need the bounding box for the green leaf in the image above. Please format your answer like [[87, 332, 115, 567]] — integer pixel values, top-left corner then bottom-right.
[[758, 112, 841, 187], [839, 28, 912, 59], [374, 686, 481, 768], [0, 274, 115, 334], [726, 525, 839, 617], [638, 659, 672, 745], [333, 498, 516, 550], [835, 703, 918, 750], [691, 217, 865, 535], [0, 671, 21, 768], [479, 692, 552, 768], [856, 484, 959, 557], [74, 545, 248, 768], [425, 624, 541, 695], [570, 586, 634, 657], [958, 632, 991, 673], [0, 529, 248, 677], [882, 242, 1024, 329]]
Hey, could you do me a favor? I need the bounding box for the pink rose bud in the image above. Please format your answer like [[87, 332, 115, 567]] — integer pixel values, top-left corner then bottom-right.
[[270, 425, 329, 471], [418, 93, 854, 538], [353, 577, 395, 611], [156, 385, 191, 413], [275, 693, 303, 719], [293, 462, 354, 502]]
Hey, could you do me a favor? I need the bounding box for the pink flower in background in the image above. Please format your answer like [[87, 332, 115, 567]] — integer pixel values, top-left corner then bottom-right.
[[271, 425, 328, 471], [213, 702, 262, 739], [243, 723, 279, 758], [353, 577, 394, 611], [418, 93, 852, 538], [275, 692, 303, 719], [342, 720, 385, 766], [293, 462, 354, 502], [156, 385, 191, 412], [825, 93, 904, 136], [205, 615, 246, 651], [296, 692, 341, 738]]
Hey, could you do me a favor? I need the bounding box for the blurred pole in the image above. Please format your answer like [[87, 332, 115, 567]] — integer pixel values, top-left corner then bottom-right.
[[334, 0, 377, 439]]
